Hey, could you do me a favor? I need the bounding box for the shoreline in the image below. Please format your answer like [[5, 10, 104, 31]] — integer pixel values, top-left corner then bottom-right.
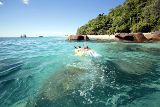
[[67, 32, 160, 42], [86, 35, 118, 41], [85, 33, 153, 40]]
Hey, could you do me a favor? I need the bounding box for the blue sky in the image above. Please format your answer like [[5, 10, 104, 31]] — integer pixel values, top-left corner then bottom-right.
[[0, 0, 125, 37]]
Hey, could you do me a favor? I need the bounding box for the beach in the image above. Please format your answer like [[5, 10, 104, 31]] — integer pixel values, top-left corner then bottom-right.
[[87, 35, 118, 40], [86, 33, 155, 41]]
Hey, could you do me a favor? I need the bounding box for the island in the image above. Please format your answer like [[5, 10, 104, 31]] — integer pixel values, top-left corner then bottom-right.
[[67, 0, 160, 42], [20, 34, 27, 38]]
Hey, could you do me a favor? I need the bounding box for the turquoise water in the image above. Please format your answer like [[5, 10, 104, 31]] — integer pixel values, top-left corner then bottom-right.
[[0, 37, 160, 107]]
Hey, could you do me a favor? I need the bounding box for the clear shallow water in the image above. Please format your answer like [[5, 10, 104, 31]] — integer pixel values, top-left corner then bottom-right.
[[0, 37, 160, 107]]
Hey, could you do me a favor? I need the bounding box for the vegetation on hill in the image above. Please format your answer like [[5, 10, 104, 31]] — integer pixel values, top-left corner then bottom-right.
[[77, 0, 160, 35]]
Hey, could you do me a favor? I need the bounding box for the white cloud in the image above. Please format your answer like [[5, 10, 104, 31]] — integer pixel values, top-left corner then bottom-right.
[[22, 0, 29, 5], [0, 1, 3, 6]]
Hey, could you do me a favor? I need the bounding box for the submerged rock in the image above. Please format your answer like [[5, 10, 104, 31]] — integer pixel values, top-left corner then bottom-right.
[[26, 66, 87, 107], [25, 59, 120, 107], [25, 56, 158, 107], [114, 58, 153, 75]]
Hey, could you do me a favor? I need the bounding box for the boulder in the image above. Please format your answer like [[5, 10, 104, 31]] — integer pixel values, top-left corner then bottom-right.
[[145, 31, 160, 41], [114, 58, 153, 75], [67, 35, 89, 41], [134, 32, 148, 42], [115, 33, 134, 41], [26, 66, 87, 107], [115, 32, 148, 42]]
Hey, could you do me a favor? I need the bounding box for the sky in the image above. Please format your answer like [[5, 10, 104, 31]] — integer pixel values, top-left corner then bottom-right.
[[0, 0, 125, 37]]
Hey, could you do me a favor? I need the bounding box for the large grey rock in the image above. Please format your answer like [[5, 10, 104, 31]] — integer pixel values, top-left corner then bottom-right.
[[114, 58, 153, 75], [26, 66, 87, 107], [145, 31, 160, 41], [67, 35, 89, 41], [115, 32, 148, 42]]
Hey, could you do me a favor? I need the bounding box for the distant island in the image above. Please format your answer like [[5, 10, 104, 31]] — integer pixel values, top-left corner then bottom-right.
[[77, 0, 160, 35], [20, 34, 27, 38], [39, 36, 43, 37], [68, 0, 160, 42]]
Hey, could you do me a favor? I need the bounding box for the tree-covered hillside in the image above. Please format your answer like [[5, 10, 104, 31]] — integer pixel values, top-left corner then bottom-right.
[[77, 0, 160, 35]]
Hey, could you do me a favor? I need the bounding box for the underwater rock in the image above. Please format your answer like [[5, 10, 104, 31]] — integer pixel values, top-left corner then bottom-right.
[[26, 59, 121, 107], [113, 58, 153, 75], [25, 58, 158, 107], [26, 66, 87, 107]]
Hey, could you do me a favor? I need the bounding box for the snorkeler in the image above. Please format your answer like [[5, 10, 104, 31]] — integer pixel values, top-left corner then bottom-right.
[[84, 46, 90, 50], [74, 45, 101, 57], [74, 45, 81, 49], [74, 45, 82, 54]]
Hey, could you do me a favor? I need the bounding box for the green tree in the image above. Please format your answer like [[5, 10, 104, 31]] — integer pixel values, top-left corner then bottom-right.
[[77, 0, 160, 35]]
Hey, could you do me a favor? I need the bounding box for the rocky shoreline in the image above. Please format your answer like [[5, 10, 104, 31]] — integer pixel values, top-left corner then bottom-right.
[[67, 32, 160, 42]]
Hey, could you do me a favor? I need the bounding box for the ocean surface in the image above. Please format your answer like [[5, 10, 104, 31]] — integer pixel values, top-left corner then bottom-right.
[[0, 37, 160, 107]]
